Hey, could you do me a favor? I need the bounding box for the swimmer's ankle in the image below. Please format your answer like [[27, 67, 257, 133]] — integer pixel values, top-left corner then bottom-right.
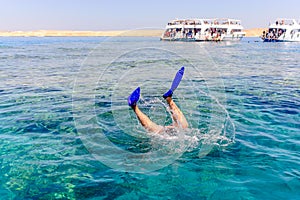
[[165, 96, 172, 103], [163, 89, 173, 99]]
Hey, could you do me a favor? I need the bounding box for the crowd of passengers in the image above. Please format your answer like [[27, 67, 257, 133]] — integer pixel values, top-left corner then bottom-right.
[[167, 20, 240, 26], [163, 28, 226, 41], [261, 28, 285, 40]]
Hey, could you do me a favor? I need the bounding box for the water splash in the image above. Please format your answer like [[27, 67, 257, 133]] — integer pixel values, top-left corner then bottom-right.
[[137, 92, 235, 158]]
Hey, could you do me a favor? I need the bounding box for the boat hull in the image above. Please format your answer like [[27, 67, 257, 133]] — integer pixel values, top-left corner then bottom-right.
[[161, 33, 244, 42], [263, 38, 284, 42], [263, 38, 300, 42], [160, 37, 196, 42]]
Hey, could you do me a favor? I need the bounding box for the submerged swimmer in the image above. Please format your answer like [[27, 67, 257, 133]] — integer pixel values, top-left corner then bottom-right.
[[128, 67, 188, 134]]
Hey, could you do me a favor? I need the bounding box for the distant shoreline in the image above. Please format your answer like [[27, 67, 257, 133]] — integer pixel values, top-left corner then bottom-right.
[[0, 28, 265, 37]]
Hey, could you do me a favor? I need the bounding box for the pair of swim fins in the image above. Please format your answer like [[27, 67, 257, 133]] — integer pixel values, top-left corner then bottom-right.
[[128, 67, 185, 106]]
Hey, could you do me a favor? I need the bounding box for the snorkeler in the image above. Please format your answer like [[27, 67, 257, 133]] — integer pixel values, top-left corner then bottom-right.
[[128, 67, 188, 133]]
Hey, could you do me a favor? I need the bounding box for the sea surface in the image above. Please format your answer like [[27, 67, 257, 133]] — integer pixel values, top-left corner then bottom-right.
[[0, 36, 299, 199]]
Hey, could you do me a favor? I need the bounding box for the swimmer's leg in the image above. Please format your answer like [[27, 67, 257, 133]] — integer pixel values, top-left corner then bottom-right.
[[165, 96, 188, 129], [128, 87, 163, 133], [163, 67, 188, 128], [131, 105, 164, 133]]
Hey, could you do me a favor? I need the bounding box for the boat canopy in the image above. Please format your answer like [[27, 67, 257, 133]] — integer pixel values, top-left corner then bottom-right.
[[270, 18, 300, 27], [209, 18, 242, 25]]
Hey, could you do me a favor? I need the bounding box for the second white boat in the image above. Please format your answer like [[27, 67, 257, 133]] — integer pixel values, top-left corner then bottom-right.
[[160, 18, 245, 42]]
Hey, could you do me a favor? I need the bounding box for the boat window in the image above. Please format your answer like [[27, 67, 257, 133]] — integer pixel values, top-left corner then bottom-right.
[[217, 28, 227, 32], [290, 29, 300, 34], [277, 19, 295, 26]]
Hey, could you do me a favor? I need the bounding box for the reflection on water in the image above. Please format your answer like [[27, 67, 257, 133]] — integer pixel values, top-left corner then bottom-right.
[[0, 37, 299, 199]]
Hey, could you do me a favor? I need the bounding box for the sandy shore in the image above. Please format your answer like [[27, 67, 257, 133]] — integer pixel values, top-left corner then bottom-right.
[[244, 28, 266, 37], [0, 30, 164, 37], [0, 28, 265, 37]]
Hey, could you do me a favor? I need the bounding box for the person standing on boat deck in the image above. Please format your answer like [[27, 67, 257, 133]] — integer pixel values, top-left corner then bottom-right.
[[262, 31, 266, 40], [127, 67, 188, 134], [269, 31, 273, 40]]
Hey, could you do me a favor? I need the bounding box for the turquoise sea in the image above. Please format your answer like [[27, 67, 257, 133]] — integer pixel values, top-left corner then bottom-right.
[[0, 36, 299, 199]]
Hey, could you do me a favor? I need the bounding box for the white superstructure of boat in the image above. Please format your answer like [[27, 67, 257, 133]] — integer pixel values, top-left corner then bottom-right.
[[160, 18, 245, 42], [261, 18, 300, 42], [208, 18, 245, 41], [160, 18, 209, 41]]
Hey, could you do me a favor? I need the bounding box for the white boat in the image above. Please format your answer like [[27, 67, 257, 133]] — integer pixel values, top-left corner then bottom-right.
[[160, 18, 245, 42], [160, 19, 209, 41], [208, 18, 246, 41], [261, 18, 300, 42]]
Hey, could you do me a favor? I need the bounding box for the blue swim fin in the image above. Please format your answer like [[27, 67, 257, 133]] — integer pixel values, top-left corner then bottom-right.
[[128, 87, 140, 106], [163, 67, 185, 98]]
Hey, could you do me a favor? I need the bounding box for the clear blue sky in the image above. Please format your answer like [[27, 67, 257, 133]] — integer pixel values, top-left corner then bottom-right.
[[1, 0, 299, 31]]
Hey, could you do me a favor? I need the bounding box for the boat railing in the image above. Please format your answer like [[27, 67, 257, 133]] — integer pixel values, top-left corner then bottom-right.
[[272, 19, 300, 26]]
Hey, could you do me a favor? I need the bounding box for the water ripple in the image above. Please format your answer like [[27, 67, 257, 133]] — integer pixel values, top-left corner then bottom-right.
[[0, 37, 299, 199]]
